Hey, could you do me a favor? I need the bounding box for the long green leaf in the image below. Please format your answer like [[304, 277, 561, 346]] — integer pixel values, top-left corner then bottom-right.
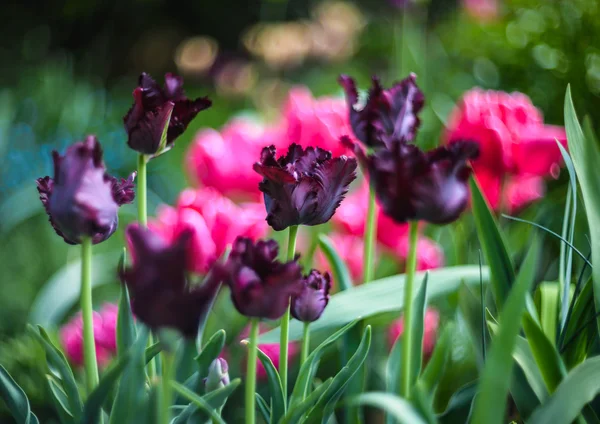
[[195, 329, 226, 388], [564, 86, 600, 332], [259, 266, 489, 343], [562, 277, 596, 367], [116, 248, 136, 357], [348, 392, 427, 424], [470, 239, 538, 424], [47, 376, 75, 424], [256, 393, 271, 424], [172, 379, 240, 424], [280, 379, 333, 424], [171, 381, 226, 424], [0, 364, 39, 424], [409, 273, 429, 388], [318, 234, 353, 291], [470, 177, 514, 308], [255, 345, 285, 421], [420, 324, 453, 394], [28, 325, 82, 421], [522, 313, 566, 393], [528, 356, 600, 424]]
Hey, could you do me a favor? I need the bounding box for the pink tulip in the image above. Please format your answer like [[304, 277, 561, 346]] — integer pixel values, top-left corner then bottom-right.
[[146, 187, 269, 274], [60, 303, 118, 367], [283, 87, 356, 157], [446, 88, 567, 211], [185, 118, 286, 200], [388, 308, 440, 357], [462, 0, 498, 21]]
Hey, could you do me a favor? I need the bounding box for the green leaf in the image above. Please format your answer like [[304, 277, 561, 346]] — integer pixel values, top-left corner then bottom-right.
[[470, 176, 514, 308], [409, 273, 429, 389], [528, 356, 600, 424], [348, 392, 427, 424], [437, 382, 477, 424], [81, 351, 131, 424], [304, 326, 372, 423], [109, 327, 149, 424], [470, 239, 538, 424], [289, 320, 358, 408], [420, 323, 453, 394], [195, 329, 226, 386], [255, 345, 285, 421], [522, 313, 566, 393], [386, 331, 403, 395], [318, 234, 353, 291], [256, 393, 271, 424], [175, 340, 199, 384], [116, 249, 136, 357], [0, 364, 39, 424], [259, 266, 489, 343], [28, 325, 82, 421], [564, 86, 600, 333], [171, 381, 226, 424], [173, 379, 240, 424], [154, 103, 174, 157], [280, 378, 333, 424], [47, 375, 75, 424], [534, 282, 560, 345], [561, 277, 596, 367]]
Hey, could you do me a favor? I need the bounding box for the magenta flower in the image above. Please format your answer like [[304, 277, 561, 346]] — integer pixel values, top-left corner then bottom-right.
[[124, 72, 211, 155], [120, 224, 222, 338], [291, 270, 331, 323], [36, 135, 135, 245], [224, 237, 303, 319], [205, 358, 230, 392], [348, 139, 479, 224], [445, 88, 567, 211], [186, 119, 286, 200], [60, 303, 118, 367], [389, 308, 440, 358], [253, 144, 357, 231], [339, 74, 424, 148]]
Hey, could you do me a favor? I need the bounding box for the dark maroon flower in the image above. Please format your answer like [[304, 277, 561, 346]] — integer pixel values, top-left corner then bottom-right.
[[339, 73, 424, 148], [253, 144, 357, 231], [291, 270, 331, 323], [347, 138, 479, 224], [36, 136, 135, 245], [224, 237, 303, 319], [120, 224, 222, 338], [124, 72, 212, 155]]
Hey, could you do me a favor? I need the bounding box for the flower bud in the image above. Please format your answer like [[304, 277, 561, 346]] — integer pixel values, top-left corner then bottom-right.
[[204, 358, 230, 392]]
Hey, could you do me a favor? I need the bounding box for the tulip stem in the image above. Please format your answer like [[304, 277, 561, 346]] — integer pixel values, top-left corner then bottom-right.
[[400, 221, 419, 399], [246, 318, 259, 424], [158, 351, 174, 424], [280, 225, 298, 408], [363, 185, 378, 284], [301, 322, 310, 366], [80, 237, 100, 395]]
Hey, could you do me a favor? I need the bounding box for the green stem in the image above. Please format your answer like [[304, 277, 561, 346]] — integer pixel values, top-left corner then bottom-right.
[[137, 154, 147, 226], [158, 351, 174, 424], [280, 225, 298, 406], [300, 322, 310, 366], [246, 319, 259, 424], [363, 186, 378, 284], [400, 221, 419, 399], [81, 237, 99, 394]]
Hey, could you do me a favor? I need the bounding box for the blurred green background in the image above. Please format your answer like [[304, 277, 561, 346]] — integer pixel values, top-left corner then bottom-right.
[[1, 0, 599, 420]]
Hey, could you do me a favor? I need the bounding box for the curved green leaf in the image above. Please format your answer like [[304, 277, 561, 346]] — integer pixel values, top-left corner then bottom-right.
[[420, 323, 453, 394], [280, 378, 333, 424], [0, 364, 39, 424], [116, 249, 136, 357], [348, 392, 427, 424], [195, 329, 226, 385], [318, 234, 353, 291], [172, 379, 240, 424], [47, 376, 74, 424], [409, 273, 429, 389], [471, 239, 538, 424], [259, 266, 489, 343], [255, 345, 285, 421], [256, 393, 271, 424], [171, 381, 226, 424]]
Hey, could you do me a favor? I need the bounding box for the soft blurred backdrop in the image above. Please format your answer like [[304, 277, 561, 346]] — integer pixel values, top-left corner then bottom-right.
[[1, 0, 599, 420]]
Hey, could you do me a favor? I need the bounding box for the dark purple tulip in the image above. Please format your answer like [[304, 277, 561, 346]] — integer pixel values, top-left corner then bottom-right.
[[36, 135, 135, 245], [253, 143, 357, 231], [123, 72, 212, 155], [120, 224, 222, 338], [224, 237, 303, 319], [347, 137, 479, 224], [291, 270, 331, 323], [339, 73, 424, 149]]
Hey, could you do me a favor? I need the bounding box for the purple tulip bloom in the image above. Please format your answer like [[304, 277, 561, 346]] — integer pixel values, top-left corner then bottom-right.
[[346, 137, 479, 224], [36, 135, 135, 245], [124, 72, 212, 155], [224, 237, 303, 319], [253, 144, 357, 231], [120, 224, 222, 338], [291, 270, 331, 323], [339, 73, 424, 149]]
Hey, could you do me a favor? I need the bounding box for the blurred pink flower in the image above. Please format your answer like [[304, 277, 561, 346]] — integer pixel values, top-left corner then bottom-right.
[[147, 187, 268, 274], [185, 118, 286, 200], [333, 183, 445, 270], [315, 233, 367, 284], [445, 88, 567, 212], [283, 87, 356, 157], [462, 0, 498, 21], [388, 308, 440, 357], [60, 303, 118, 367]]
